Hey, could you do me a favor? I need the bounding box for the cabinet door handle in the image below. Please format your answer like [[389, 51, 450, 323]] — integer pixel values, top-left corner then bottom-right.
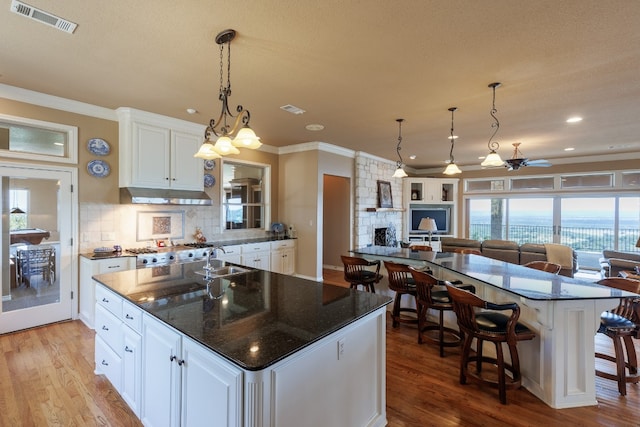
[[170, 355, 177, 362], [102, 297, 109, 303], [107, 265, 121, 269], [125, 314, 134, 320], [165, 177, 170, 180], [101, 325, 109, 331], [177, 359, 185, 366], [101, 360, 109, 366], [125, 346, 133, 353]]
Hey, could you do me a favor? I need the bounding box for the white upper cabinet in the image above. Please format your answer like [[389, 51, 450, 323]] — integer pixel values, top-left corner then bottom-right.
[[117, 108, 205, 191]]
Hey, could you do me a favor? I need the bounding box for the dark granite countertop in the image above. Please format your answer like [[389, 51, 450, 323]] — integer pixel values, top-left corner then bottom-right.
[[93, 261, 391, 371], [352, 246, 640, 301]]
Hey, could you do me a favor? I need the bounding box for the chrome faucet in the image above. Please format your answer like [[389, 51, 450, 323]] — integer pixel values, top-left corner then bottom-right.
[[203, 246, 226, 275]]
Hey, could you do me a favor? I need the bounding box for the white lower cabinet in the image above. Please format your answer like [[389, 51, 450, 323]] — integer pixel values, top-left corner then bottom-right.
[[141, 314, 243, 427], [121, 301, 143, 417], [241, 242, 271, 270], [270, 240, 296, 275]]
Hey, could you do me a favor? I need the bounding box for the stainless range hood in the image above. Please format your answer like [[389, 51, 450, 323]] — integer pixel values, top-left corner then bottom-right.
[[120, 187, 212, 205]]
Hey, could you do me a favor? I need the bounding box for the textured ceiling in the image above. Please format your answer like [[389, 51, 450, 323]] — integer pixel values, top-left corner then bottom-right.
[[1, 0, 639, 171]]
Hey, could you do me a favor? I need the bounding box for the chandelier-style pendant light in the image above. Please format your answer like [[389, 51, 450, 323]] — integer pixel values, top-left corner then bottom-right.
[[480, 82, 505, 167], [443, 107, 462, 175], [194, 29, 261, 160], [392, 119, 408, 178]]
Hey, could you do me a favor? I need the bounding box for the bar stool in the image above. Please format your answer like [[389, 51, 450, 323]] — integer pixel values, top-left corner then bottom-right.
[[384, 261, 418, 328], [445, 283, 536, 404], [340, 255, 382, 293], [410, 268, 475, 356], [524, 261, 561, 274], [595, 278, 640, 395]]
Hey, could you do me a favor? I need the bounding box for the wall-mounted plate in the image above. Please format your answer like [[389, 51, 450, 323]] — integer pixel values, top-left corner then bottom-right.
[[204, 159, 216, 170], [204, 173, 215, 187], [87, 159, 110, 177], [87, 138, 110, 156]]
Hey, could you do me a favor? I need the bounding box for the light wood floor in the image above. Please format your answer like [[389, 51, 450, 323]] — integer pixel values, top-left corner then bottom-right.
[[0, 271, 637, 426]]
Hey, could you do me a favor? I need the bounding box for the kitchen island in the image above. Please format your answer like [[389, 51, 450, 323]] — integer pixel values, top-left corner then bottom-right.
[[93, 261, 391, 427], [352, 246, 639, 409]]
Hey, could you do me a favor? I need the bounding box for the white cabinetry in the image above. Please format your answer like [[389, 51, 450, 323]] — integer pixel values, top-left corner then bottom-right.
[[403, 178, 459, 246], [241, 242, 271, 270], [270, 240, 296, 275], [117, 107, 204, 191], [217, 244, 243, 264], [94, 284, 143, 417], [141, 314, 242, 427], [80, 256, 136, 329]]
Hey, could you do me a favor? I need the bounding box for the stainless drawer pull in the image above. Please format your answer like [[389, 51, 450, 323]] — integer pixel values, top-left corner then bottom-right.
[[107, 265, 121, 269], [102, 297, 109, 303], [125, 346, 133, 353], [125, 314, 134, 320], [101, 360, 109, 366], [101, 325, 109, 331]]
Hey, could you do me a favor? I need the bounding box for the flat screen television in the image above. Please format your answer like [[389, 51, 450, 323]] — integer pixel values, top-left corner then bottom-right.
[[410, 207, 451, 235]]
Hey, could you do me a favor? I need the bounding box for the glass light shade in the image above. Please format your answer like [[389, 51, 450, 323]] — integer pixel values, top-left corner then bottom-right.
[[232, 126, 262, 149], [194, 142, 221, 159], [443, 162, 462, 175], [213, 136, 240, 155], [10, 207, 26, 214], [481, 151, 504, 167], [392, 166, 408, 178]]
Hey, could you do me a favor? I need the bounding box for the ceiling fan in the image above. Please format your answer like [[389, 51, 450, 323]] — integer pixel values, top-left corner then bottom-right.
[[503, 142, 552, 171]]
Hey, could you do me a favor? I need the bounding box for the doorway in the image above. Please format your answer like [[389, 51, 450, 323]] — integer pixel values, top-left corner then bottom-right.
[[1, 163, 77, 334], [322, 175, 351, 271]]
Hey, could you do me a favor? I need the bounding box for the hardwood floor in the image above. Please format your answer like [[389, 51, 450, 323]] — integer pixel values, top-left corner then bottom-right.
[[0, 272, 637, 426]]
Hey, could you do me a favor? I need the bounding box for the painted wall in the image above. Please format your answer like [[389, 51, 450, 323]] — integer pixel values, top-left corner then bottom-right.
[[322, 175, 351, 269]]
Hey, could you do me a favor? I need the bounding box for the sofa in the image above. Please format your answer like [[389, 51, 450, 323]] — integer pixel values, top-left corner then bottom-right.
[[440, 237, 578, 278], [600, 250, 640, 278]]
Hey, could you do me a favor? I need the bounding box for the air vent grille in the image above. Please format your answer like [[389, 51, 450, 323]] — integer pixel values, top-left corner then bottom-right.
[[280, 104, 306, 115], [10, 0, 77, 34]]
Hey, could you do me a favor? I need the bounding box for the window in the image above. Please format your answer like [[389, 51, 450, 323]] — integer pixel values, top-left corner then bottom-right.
[[0, 114, 78, 163], [221, 160, 270, 230], [9, 188, 29, 230]]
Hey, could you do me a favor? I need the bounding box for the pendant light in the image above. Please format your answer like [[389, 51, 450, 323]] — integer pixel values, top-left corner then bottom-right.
[[194, 29, 261, 160], [10, 188, 25, 214], [480, 82, 505, 167], [392, 119, 408, 178], [443, 107, 462, 175]]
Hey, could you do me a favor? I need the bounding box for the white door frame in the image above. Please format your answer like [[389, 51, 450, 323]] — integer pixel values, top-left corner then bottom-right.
[[0, 161, 78, 333]]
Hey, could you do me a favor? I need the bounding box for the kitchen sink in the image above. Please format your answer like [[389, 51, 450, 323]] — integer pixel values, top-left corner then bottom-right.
[[195, 264, 250, 278]]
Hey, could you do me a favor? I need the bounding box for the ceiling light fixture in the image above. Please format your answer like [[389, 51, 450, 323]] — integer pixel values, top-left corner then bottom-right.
[[194, 29, 261, 160], [566, 116, 583, 123], [443, 107, 462, 175], [480, 82, 505, 167], [392, 119, 408, 178]]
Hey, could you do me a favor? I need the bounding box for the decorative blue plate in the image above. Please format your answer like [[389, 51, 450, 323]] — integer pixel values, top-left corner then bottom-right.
[[87, 138, 110, 156], [204, 173, 215, 187], [204, 159, 216, 170], [87, 160, 111, 177]]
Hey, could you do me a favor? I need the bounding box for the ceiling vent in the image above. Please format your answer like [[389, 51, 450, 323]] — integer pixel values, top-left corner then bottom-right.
[[280, 104, 306, 115], [10, 0, 77, 34]]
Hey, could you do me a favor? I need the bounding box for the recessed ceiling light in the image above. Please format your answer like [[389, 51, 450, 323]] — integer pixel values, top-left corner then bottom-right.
[[186, 108, 197, 114], [564, 147, 575, 151], [478, 156, 486, 160], [447, 135, 459, 140], [305, 124, 324, 131], [566, 117, 582, 123], [280, 104, 306, 115], [409, 155, 416, 160]]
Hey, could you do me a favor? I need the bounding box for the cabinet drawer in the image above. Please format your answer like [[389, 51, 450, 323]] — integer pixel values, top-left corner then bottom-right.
[[220, 244, 243, 256], [96, 284, 123, 317], [271, 240, 295, 250], [98, 257, 135, 273], [95, 336, 122, 391], [243, 242, 271, 253], [122, 301, 143, 334], [96, 304, 123, 354]]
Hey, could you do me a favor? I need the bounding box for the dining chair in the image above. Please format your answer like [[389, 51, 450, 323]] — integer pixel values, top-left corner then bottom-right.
[[17, 245, 55, 287], [340, 255, 382, 293], [595, 278, 640, 395], [411, 245, 433, 252], [445, 283, 536, 404]]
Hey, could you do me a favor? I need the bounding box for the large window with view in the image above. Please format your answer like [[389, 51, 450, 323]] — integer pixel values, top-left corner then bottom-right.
[[221, 160, 269, 230]]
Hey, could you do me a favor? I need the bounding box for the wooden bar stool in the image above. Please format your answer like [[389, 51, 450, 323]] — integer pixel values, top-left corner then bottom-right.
[[446, 284, 536, 404], [384, 261, 418, 328], [524, 261, 561, 274], [410, 268, 475, 356], [595, 278, 640, 395], [340, 255, 382, 293]]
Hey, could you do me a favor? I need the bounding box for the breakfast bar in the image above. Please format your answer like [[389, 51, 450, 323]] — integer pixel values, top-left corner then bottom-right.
[[352, 246, 638, 409]]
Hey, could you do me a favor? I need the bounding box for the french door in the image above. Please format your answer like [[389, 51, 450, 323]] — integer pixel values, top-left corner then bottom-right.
[[0, 163, 76, 334]]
